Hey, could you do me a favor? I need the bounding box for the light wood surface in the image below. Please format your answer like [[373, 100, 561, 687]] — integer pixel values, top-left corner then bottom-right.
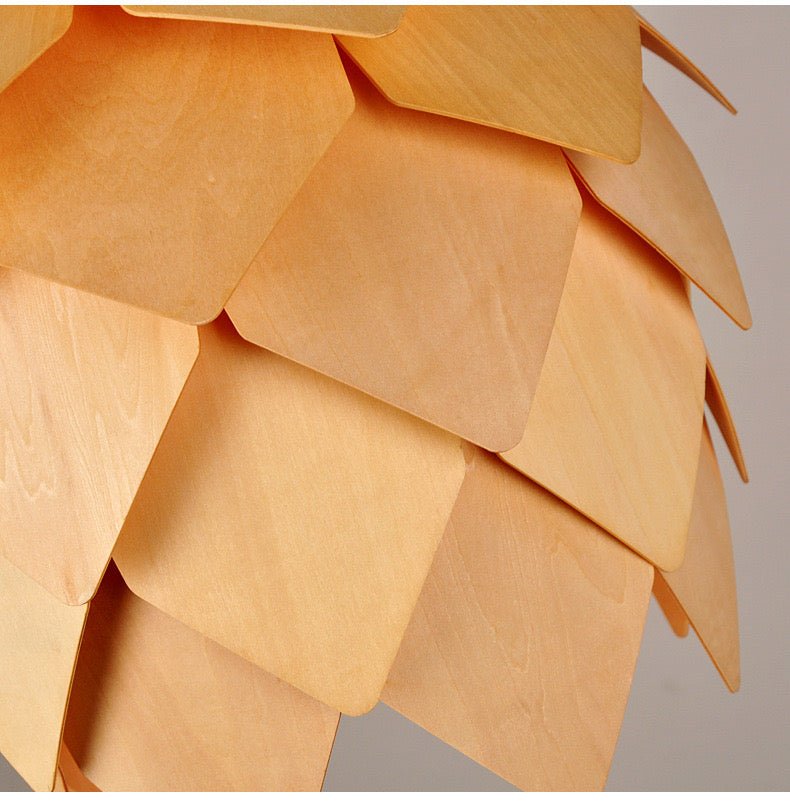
[[706, 357, 749, 482], [652, 572, 690, 638], [501, 199, 706, 572], [566, 87, 751, 329], [0, 6, 353, 324], [226, 60, 581, 452], [123, 5, 405, 37], [657, 421, 741, 692], [0, 269, 198, 605], [58, 746, 100, 793], [0, 5, 72, 93], [383, 448, 654, 791], [64, 566, 339, 791], [113, 316, 466, 714], [637, 12, 736, 114], [338, 6, 643, 162], [0, 554, 88, 792]]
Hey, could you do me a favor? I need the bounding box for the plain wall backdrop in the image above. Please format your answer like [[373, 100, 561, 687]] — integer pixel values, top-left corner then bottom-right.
[[2, 5, 788, 792]]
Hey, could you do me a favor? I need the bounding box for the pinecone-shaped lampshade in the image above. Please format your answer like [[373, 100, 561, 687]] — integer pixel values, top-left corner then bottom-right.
[[0, 5, 749, 792]]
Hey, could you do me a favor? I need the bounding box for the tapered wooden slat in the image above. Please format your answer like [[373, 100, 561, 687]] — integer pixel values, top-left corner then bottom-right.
[[0, 554, 88, 792], [384, 448, 654, 792], [652, 572, 690, 638], [338, 6, 643, 162], [637, 12, 736, 113], [501, 199, 706, 572], [64, 567, 338, 791], [113, 316, 465, 714], [0, 5, 72, 93], [706, 358, 749, 482], [58, 746, 99, 793], [0, 270, 197, 605], [226, 61, 581, 452], [657, 421, 741, 692], [123, 5, 405, 37], [566, 88, 751, 329], [0, 6, 353, 324]]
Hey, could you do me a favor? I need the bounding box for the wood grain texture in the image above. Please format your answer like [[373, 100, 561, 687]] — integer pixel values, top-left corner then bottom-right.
[[501, 199, 706, 572], [338, 6, 643, 162], [58, 746, 100, 793], [383, 448, 654, 792], [0, 554, 88, 792], [637, 12, 736, 114], [226, 60, 581, 452], [652, 572, 690, 638], [657, 421, 741, 692], [113, 315, 466, 714], [706, 357, 749, 483], [0, 5, 72, 93], [64, 566, 339, 791], [123, 5, 405, 37], [566, 87, 751, 329], [0, 6, 353, 324], [0, 270, 198, 605]]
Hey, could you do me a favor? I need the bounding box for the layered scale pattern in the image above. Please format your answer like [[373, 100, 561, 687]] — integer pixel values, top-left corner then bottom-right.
[[0, 5, 750, 792]]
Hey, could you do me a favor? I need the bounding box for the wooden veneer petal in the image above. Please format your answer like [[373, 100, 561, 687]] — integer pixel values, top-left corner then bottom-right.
[[58, 746, 100, 793], [706, 357, 749, 482], [122, 5, 405, 37], [113, 315, 466, 714], [0, 6, 353, 324], [652, 572, 691, 638], [566, 87, 751, 329], [0, 555, 88, 792], [501, 198, 706, 572], [226, 60, 581, 453], [657, 420, 741, 692], [383, 448, 654, 792], [0, 269, 198, 605], [338, 6, 643, 162]]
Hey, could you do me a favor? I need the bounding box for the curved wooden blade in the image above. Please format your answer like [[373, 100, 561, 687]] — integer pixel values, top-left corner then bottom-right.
[[0, 5, 72, 93], [657, 421, 741, 692], [63, 566, 339, 791], [566, 88, 751, 329], [58, 746, 99, 793], [501, 199, 706, 572], [0, 6, 353, 324], [226, 61, 581, 452], [0, 555, 88, 792], [113, 315, 466, 715], [123, 5, 405, 37], [636, 12, 736, 114], [653, 572, 690, 638], [706, 358, 749, 482], [384, 448, 654, 792], [0, 270, 198, 605], [338, 6, 643, 162]]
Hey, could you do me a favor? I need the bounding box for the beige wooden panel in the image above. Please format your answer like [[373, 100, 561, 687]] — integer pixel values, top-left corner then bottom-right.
[[64, 567, 339, 791], [706, 357, 749, 482], [0, 6, 353, 324], [58, 746, 99, 792], [653, 572, 690, 638], [658, 421, 741, 692], [0, 270, 197, 605], [338, 6, 643, 162], [0, 555, 88, 792], [113, 316, 466, 714], [123, 5, 404, 37], [501, 200, 706, 572], [226, 61, 581, 452], [384, 448, 653, 792], [0, 6, 72, 93], [637, 12, 736, 113], [566, 88, 751, 329]]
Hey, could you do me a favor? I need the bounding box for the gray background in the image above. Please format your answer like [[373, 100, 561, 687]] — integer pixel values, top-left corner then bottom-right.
[[2, 5, 788, 792]]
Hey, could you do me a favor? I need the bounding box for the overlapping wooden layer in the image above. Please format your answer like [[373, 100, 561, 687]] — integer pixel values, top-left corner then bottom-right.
[[502, 199, 706, 572], [566, 88, 751, 329], [64, 567, 339, 791], [338, 6, 643, 162], [0, 6, 353, 324], [0, 555, 88, 792], [226, 61, 581, 452], [653, 573, 691, 638], [384, 448, 654, 791], [706, 358, 749, 482], [0, 269, 197, 605], [113, 316, 466, 714]]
